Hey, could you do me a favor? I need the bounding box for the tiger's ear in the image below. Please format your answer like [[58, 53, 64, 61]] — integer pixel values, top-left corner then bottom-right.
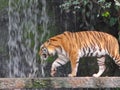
[[46, 39, 50, 45], [40, 44, 44, 49]]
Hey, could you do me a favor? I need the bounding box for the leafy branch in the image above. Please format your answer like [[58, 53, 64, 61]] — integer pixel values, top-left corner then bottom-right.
[[59, 0, 120, 29]]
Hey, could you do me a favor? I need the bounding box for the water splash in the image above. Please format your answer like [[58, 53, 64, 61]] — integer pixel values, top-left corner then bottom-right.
[[8, 0, 38, 77]]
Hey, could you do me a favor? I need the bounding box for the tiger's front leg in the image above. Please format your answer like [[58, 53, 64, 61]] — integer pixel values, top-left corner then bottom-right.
[[51, 57, 68, 76], [68, 55, 79, 77]]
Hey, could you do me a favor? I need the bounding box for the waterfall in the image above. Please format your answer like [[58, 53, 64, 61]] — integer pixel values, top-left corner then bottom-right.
[[40, 0, 49, 42], [40, 0, 50, 77], [8, 0, 39, 77]]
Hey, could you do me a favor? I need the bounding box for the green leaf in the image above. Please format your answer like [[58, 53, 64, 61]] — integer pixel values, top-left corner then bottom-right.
[[102, 11, 110, 17]]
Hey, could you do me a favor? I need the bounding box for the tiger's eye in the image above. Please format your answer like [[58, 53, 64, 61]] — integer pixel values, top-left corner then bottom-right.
[[42, 48, 47, 53]]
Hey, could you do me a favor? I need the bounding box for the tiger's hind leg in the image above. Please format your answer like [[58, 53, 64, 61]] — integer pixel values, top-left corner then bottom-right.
[[93, 56, 106, 77]]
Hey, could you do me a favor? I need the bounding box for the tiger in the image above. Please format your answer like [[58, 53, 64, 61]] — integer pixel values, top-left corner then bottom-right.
[[39, 31, 120, 77]]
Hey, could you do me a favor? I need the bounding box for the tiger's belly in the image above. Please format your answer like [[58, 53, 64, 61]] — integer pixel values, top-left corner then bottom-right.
[[79, 46, 108, 58]]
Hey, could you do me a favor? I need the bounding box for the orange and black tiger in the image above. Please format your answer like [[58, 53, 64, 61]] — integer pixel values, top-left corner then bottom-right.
[[39, 31, 120, 77]]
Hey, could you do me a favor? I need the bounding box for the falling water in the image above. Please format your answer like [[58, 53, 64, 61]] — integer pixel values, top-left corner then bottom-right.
[[40, 0, 49, 42], [40, 0, 50, 77], [8, 0, 38, 77]]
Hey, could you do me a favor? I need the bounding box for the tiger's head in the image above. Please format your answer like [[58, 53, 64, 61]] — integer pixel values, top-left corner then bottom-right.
[[39, 38, 60, 61]]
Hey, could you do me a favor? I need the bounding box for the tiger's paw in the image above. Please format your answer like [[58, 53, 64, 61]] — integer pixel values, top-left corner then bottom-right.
[[68, 73, 76, 77], [92, 74, 100, 78], [50, 69, 56, 77]]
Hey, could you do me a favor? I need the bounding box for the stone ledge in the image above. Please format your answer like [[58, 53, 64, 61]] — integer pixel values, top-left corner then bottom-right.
[[0, 77, 120, 89]]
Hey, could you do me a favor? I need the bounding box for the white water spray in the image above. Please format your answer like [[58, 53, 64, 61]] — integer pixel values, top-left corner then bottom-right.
[[8, 0, 38, 77]]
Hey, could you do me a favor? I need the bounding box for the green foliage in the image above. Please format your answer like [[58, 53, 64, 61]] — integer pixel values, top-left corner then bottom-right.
[[59, 0, 113, 15], [60, 0, 120, 29], [102, 11, 110, 17], [32, 80, 48, 88], [26, 79, 52, 88], [0, 0, 8, 10], [29, 31, 35, 48], [0, 47, 4, 53], [47, 55, 57, 63]]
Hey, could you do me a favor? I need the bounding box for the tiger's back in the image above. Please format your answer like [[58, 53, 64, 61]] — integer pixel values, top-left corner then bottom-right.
[[73, 31, 119, 59]]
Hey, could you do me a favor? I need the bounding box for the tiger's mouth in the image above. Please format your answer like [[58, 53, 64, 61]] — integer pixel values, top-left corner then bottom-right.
[[41, 53, 49, 60], [42, 53, 49, 60], [40, 47, 49, 60]]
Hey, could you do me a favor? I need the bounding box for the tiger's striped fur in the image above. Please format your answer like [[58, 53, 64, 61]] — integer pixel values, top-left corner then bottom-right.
[[39, 31, 120, 77]]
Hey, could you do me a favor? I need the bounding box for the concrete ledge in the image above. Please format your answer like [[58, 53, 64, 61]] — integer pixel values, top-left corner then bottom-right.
[[0, 77, 120, 89]]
